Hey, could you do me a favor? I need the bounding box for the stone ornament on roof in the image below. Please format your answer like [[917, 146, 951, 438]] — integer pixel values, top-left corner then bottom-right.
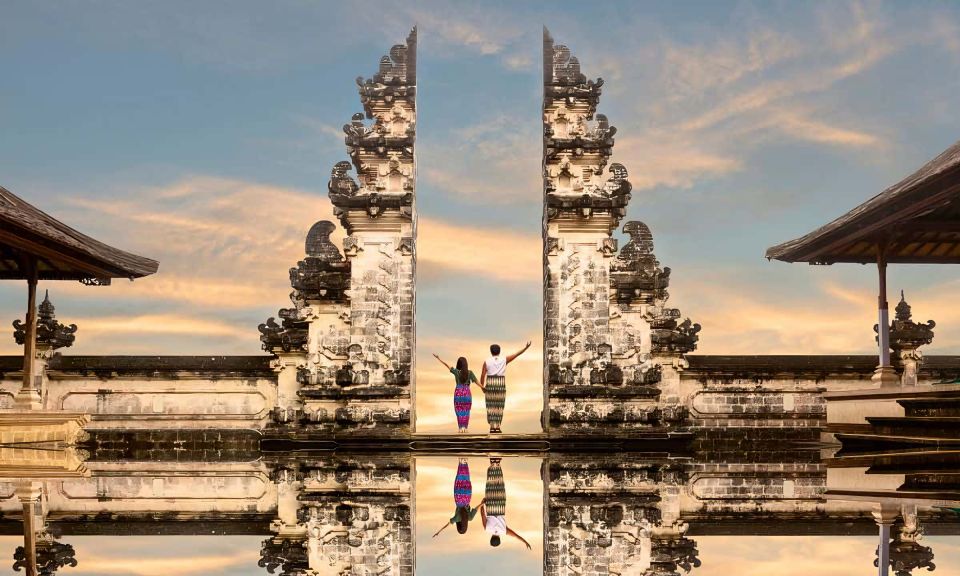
[[13, 290, 77, 350]]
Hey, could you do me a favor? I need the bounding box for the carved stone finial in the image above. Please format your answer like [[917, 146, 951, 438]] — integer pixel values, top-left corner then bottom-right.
[[287, 221, 351, 305], [13, 290, 77, 350], [258, 309, 308, 354], [258, 536, 308, 576], [876, 523, 936, 576], [648, 536, 701, 576], [621, 222, 655, 258], [610, 222, 671, 304], [14, 539, 77, 575], [650, 309, 701, 354], [305, 221, 342, 262], [329, 161, 359, 198], [875, 292, 936, 352]]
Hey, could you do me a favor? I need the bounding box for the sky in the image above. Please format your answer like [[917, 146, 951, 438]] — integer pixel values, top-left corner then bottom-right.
[[2, 0, 960, 433]]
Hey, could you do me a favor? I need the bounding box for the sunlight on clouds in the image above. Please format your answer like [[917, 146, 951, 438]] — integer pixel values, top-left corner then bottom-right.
[[679, 276, 960, 355], [76, 314, 249, 338], [418, 218, 541, 284]]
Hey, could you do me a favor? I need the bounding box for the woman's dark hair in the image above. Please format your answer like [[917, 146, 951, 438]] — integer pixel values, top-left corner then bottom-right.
[[456, 357, 469, 384], [455, 507, 469, 534], [490, 344, 501, 355], [490, 535, 501, 547]]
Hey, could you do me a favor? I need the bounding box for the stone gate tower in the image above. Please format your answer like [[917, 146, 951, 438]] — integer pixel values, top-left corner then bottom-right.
[[543, 29, 700, 435], [260, 28, 417, 437]]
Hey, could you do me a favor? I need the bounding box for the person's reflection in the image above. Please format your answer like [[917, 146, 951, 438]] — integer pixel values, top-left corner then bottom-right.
[[433, 458, 480, 538], [480, 457, 531, 550]]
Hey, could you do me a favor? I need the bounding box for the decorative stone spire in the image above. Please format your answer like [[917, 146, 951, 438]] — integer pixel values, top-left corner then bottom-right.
[[543, 30, 699, 433], [13, 291, 77, 350], [543, 28, 630, 226], [330, 28, 416, 231], [261, 28, 416, 435], [888, 291, 936, 352]]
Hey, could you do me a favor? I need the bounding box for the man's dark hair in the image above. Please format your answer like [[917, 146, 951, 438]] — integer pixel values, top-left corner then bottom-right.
[[490, 535, 501, 547], [490, 344, 501, 355]]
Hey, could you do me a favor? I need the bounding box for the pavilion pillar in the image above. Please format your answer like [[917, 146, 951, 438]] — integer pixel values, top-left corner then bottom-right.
[[15, 259, 42, 410], [15, 481, 42, 576], [873, 503, 898, 576], [872, 249, 897, 386]]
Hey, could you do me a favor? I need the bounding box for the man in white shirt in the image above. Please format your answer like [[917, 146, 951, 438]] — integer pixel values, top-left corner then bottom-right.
[[480, 457, 531, 550], [480, 341, 531, 434]]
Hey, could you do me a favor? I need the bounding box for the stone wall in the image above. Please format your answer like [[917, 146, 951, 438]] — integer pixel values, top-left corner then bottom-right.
[[0, 356, 275, 431]]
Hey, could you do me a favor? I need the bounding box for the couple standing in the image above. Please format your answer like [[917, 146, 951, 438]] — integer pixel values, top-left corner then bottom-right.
[[433, 341, 531, 433], [433, 457, 531, 550]]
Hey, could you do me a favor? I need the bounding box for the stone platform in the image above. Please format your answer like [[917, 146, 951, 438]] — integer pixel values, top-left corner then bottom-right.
[[259, 431, 694, 454]]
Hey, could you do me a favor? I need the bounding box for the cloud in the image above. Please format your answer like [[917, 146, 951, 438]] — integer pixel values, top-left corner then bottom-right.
[[421, 115, 541, 205], [593, 1, 900, 195], [418, 217, 541, 284], [673, 274, 960, 356]]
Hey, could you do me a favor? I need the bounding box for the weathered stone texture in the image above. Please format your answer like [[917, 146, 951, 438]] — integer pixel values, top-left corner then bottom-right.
[[260, 29, 417, 437], [263, 454, 414, 575], [542, 29, 698, 435]]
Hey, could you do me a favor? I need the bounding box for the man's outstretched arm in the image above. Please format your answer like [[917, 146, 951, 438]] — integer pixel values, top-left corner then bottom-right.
[[506, 341, 532, 364]]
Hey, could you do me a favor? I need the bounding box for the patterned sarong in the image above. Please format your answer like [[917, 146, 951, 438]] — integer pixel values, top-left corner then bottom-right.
[[484, 459, 506, 516], [454, 384, 472, 429], [485, 375, 506, 428], [454, 459, 472, 507]]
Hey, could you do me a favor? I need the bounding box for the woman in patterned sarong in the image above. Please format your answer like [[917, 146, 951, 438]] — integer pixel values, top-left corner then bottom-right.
[[433, 458, 480, 537], [433, 354, 484, 433]]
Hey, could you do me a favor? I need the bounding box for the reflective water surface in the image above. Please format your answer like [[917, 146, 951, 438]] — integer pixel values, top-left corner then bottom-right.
[[3, 444, 959, 575]]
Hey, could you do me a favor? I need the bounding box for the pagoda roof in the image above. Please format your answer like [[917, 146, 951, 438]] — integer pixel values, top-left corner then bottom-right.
[[766, 139, 960, 264], [0, 186, 158, 282]]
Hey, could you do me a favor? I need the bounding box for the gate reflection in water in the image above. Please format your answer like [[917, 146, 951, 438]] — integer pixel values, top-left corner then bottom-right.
[[2, 446, 960, 575]]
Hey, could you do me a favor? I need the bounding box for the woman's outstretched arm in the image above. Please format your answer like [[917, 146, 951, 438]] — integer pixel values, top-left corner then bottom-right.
[[433, 520, 452, 538], [432, 354, 451, 370], [506, 341, 532, 364], [480, 362, 487, 387]]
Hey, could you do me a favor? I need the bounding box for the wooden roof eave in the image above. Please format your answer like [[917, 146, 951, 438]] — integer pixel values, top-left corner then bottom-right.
[[766, 140, 960, 264], [0, 186, 158, 280]]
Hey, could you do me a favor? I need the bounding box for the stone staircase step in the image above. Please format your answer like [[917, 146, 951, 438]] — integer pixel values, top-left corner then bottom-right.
[[867, 417, 960, 438], [835, 433, 960, 452], [899, 398, 960, 417]]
